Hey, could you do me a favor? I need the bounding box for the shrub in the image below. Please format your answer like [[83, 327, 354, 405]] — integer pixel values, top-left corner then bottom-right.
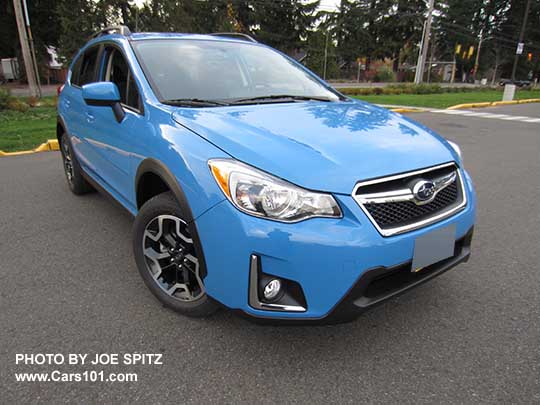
[[41, 96, 58, 107], [7, 98, 30, 112], [0, 88, 10, 110], [374, 68, 396, 83], [27, 96, 40, 107]]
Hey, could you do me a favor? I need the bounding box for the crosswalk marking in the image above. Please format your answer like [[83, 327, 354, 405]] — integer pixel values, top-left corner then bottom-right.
[[499, 115, 530, 120], [429, 109, 540, 124]]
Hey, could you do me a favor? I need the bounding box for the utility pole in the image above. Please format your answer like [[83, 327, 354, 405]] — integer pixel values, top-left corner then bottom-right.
[[414, 0, 435, 84], [13, 0, 40, 98], [323, 29, 329, 80], [511, 0, 532, 81], [427, 33, 436, 83], [23, 0, 42, 97], [473, 29, 483, 82]]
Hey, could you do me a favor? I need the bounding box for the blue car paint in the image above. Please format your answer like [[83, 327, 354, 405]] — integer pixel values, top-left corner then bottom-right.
[[82, 82, 121, 102], [172, 101, 458, 194], [58, 32, 476, 319]]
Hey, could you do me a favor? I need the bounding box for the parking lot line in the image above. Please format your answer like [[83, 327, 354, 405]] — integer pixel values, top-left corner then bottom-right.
[[430, 109, 539, 124]]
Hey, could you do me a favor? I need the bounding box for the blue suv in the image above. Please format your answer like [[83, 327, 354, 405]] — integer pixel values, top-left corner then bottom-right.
[[57, 26, 476, 323]]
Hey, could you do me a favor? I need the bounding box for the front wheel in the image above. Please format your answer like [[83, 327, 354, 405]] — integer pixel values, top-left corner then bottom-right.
[[60, 135, 94, 195], [132, 192, 218, 317]]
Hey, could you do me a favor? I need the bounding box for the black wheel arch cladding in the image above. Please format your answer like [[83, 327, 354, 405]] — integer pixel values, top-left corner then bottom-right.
[[134, 158, 208, 279]]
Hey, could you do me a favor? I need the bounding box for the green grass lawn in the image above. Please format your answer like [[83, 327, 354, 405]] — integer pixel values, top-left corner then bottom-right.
[[352, 89, 540, 109], [0, 98, 56, 152]]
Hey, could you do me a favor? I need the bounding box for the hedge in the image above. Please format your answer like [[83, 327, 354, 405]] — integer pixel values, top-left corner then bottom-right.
[[338, 84, 496, 96]]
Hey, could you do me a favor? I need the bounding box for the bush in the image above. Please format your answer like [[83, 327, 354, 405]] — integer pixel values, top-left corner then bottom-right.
[[41, 96, 58, 107], [374, 68, 396, 83], [6, 98, 30, 112], [0, 88, 11, 110], [26, 96, 40, 107], [340, 83, 452, 96]]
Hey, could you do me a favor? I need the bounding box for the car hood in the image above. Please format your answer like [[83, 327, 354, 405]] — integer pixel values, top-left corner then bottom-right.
[[171, 101, 456, 194]]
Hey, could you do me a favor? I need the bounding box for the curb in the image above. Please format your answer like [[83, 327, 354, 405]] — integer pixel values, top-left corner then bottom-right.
[[390, 107, 426, 113], [447, 98, 540, 110], [0, 139, 59, 157], [376, 104, 428, 113]]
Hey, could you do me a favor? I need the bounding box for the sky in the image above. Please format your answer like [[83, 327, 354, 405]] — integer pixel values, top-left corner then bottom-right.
[[131, 0, 341, 12], [318, 0, 340, 13]]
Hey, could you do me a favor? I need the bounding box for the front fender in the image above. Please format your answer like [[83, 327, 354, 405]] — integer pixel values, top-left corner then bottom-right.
[[132, 110, 229, 220]]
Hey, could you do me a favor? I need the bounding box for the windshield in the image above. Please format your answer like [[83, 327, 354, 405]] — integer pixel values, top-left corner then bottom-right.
[[132, 39, 340, 104]]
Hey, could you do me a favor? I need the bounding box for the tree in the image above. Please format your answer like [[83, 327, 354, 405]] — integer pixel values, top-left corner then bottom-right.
[[435, 0, 484, 81], [252, 0, 320, 54], [0, 0, 18, 58], [56, 0, 102, 62], [332, 0, 425, 73], [305, 28, 339, 78], [492, 0, 540, 79]]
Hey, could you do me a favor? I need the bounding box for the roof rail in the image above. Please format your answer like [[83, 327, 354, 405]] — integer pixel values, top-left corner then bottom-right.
[[209, 32, 257, 43], [90, 25, 131, 40]]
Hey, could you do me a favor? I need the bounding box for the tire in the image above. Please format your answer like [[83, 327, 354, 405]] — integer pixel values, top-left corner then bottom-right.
[[133, 191, 219, 317], [59, 134, 94, 195]]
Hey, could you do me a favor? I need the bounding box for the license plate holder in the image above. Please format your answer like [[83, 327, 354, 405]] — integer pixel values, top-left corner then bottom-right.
[[411, 224, 456, 272]]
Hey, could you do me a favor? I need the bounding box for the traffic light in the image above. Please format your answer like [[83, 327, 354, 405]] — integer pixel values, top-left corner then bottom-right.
[[527, 53, 532, 61], [455, 44, 461, 54]]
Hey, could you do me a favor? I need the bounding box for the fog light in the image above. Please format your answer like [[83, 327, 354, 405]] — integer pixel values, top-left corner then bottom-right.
[[263, 279, 282, 301]]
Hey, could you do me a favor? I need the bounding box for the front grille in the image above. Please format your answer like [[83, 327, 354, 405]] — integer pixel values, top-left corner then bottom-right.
[[365, 181, 459, 228], [353, 163, 466, 236]]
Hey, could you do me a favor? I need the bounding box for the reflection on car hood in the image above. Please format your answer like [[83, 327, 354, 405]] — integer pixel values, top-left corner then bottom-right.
[[171, 100, 456, 194]]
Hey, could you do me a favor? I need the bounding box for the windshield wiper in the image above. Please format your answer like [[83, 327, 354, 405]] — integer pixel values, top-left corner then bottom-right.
[[162, 98, 229, 107], [230, 94, 335, 104]]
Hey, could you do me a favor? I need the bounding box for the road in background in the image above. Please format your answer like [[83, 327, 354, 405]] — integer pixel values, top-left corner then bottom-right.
[[1, 104, 539, 403]]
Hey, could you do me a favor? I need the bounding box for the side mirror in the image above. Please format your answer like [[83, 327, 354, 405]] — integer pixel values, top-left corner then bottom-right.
[[82, 82, 125, 122]]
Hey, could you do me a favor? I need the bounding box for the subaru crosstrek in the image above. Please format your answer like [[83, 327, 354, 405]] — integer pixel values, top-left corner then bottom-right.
[[57, 27, 476, 323]]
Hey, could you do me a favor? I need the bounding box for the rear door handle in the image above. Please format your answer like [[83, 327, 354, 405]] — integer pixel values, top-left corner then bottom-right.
[[85, 112, 95, 123]]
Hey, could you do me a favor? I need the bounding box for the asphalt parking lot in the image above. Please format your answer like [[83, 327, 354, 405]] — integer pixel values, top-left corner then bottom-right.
[[1, 104, 539, 403]]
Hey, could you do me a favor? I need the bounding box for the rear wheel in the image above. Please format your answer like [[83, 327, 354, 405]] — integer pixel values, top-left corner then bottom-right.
[[133, 192, 218, 317], [60, 135, 93, 195]]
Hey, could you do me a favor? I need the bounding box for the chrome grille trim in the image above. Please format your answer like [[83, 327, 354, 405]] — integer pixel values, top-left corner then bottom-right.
[[352, 162, 467, 237]]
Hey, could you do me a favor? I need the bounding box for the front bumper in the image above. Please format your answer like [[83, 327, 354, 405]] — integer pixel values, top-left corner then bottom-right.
[[195, 169, 476, 323]]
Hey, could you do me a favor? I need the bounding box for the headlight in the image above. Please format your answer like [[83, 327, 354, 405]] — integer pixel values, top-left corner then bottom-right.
[[447, 140, 463, 162], [208, 159, 342, 222]]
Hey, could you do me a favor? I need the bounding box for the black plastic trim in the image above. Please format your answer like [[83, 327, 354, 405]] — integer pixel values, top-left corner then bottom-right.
[[80, 170, 134, 216]]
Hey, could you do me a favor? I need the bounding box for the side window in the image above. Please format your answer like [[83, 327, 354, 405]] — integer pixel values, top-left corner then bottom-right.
[[70, 54, 83, 86], [105, 49, 141, 111], [75, 47, 99, 86]]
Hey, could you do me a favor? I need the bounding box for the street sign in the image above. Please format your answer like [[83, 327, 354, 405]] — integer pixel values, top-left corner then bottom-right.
[[516, 43, 524, 55]]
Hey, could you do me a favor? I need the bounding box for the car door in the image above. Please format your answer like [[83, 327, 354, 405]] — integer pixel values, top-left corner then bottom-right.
[[61, 45, 102, 171], [82, 45, 146, 205]]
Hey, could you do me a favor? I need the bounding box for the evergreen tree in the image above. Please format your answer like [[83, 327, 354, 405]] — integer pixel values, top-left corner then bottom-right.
[[252, 0, 320, 53]]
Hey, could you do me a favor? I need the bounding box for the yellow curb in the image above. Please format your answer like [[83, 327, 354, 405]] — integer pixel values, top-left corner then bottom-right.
[[447, 98, 540, 110], [390, 108, 425, 113], [0, 139, 59, 157], [447, 102, 493, 110]]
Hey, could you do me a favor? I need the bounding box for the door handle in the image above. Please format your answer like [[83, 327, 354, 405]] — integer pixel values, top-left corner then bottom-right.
[[85, 112, 95, 123]]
